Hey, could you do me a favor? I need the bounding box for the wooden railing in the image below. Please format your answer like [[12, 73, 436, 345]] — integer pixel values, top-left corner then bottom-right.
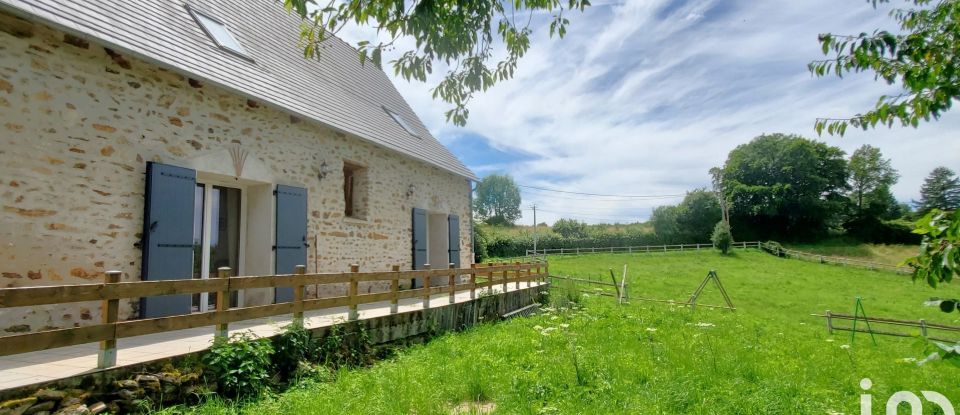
[[761, 243, 912, 275], [525, 241, 761, 257], [0, 261, 548, 368], [812, 310, 960, 343]]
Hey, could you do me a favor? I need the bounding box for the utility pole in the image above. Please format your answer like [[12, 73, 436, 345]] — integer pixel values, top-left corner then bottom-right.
[[531, 204, 538, 255]]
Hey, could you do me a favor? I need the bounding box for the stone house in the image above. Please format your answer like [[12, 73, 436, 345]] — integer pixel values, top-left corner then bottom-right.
[[0, 0, 477, 334]]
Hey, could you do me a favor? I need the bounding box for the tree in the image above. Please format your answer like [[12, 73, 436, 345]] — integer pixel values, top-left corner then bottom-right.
[[811, 0, 960, 135], [474, 174, 522, 226], [650, 205, 682, 243], [677, 189, 722, 242], [650, 189, 721, 243], [283, 0, 589, 126], [711, 221, 733, 255], [848, 145, 899, 217], [716, 134, 849, 240], [553, 218, 587, 238], [916, 167, 960, 214]]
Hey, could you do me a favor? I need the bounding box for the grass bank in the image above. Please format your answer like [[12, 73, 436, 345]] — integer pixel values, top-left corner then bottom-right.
[[782, 238, 918, 266], [158, 250, 960, 414]]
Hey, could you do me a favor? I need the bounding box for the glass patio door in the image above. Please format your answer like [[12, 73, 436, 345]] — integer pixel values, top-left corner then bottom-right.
[[192, 183, 242, 312]]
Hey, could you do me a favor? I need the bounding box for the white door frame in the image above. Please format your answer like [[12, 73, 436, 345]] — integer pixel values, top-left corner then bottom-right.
[[196, 178, 249, 311]]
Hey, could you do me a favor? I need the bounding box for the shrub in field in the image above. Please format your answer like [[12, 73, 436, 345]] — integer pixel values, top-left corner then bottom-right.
[[711, 221, 733, 254], [204, 332, 274, 398], [761, 241, 785, 257]]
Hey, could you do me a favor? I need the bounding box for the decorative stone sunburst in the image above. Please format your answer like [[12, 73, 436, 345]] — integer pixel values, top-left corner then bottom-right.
[[229, 145, 248, 178]]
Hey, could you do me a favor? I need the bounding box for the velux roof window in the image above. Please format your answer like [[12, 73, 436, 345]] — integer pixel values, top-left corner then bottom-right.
[[188, 6, 249, 58], [384, 106, 419, 138]]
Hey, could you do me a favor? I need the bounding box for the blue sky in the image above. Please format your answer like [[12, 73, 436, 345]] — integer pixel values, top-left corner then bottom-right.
[[343, 0, 960, 224]]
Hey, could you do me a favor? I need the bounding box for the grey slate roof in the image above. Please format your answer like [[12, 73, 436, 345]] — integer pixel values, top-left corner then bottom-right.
[[0, 0, 477, 181]]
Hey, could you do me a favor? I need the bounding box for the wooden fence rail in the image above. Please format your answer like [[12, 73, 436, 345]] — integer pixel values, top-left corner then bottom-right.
[[524, 241, 761, 257], [812, 310, 960, 343], [0, 261, 548, 368], [762, 243, 912, 275]]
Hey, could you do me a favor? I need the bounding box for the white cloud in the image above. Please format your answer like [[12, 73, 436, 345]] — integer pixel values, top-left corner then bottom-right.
[[340, 0, 960, 225]]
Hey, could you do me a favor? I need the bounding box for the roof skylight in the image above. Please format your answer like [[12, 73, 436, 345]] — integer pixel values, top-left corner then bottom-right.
[[384, 107, 419, 137], [188, 7, 249, 57]]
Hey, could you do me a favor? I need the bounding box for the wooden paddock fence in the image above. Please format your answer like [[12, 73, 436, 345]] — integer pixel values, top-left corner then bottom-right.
[[0, 261, 548, 369], [812, 310, 960, 343], [761, 243, 912, 275], [525, 241, 761, 257]]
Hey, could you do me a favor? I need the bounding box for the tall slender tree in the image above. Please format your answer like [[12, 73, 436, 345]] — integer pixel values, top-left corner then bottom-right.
[[916, 167, 960, 214], [848, 145, 899, 217]]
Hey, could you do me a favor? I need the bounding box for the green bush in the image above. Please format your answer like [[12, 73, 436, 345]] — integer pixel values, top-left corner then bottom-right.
[[318, 324, 373, 369], [473, 221, 490, 262], [272, 322, 319, 382], [710, 221, 733, 254], [844, 216, 922, 244], [204, 332, 275, 398], [553, 218, 588, 238], [761, 241, 785, 257], [483, 231, 662, 258]]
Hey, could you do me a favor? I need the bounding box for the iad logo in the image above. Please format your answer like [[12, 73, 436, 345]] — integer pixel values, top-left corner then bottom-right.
[[860, 378, 955, 415]]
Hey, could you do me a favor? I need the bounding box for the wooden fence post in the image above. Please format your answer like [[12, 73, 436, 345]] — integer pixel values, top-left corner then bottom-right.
[[920, 319, 928, 337], [448, 263, 456, 304], [293, 265, 306, 325], [422, 264, 432, 309], [469, 263, 477, 299], [348, 264, 359, 321], [502, 262, 509, 293], [514, 261, 521, 290], [487, 262, 494, 293], [97, 270, 122, 369], [825, 310, 833, 335], [215, 267, 231, 338], [390, 265, 400, 314], [526, 262, 532, 288]]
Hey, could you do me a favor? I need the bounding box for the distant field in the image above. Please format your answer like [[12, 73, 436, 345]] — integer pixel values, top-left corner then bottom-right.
[[161, 250, 960, 414], [783, 239, 918, 266]]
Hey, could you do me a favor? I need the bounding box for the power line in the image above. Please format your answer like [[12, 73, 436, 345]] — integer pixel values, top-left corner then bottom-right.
[[521, 188, 683, 202], [517, 184, 685, 199], [535, 208, 645, 220]]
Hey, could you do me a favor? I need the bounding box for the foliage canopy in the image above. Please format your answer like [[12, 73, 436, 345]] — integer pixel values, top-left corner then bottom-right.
[[283, 0, 589, 126], [717, 134, 849, 241], [811, 0, 960, 135], [474, 174, 522, 226], [848, 144, 899, 217]]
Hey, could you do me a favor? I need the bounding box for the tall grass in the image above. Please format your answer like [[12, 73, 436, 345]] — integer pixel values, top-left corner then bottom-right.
[[157, 251, 960, 414]]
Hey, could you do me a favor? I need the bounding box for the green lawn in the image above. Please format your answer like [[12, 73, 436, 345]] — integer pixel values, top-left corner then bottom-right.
[[159, 250, 960, 414]]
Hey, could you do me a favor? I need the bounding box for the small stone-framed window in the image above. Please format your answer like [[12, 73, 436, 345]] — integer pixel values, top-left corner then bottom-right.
[[343, 162, 368, 219]]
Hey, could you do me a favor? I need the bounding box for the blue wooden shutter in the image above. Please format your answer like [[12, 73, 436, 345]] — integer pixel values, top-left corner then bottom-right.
[[140, 162, 196, 318], [275, 184, 307, 303], [448, 214, 460, 268], [411, 208, 427, 288], [412, 208, 427, 269]]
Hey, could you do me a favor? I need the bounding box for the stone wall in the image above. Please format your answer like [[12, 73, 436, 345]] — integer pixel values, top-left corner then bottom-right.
[[0, 12, 474, 334]]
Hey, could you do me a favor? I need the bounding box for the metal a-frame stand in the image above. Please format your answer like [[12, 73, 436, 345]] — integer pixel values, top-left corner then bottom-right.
[[687, 270, 736, 311]]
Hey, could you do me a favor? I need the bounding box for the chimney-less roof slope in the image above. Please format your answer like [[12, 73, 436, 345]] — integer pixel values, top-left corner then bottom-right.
[[0, 0, 477, 180]]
